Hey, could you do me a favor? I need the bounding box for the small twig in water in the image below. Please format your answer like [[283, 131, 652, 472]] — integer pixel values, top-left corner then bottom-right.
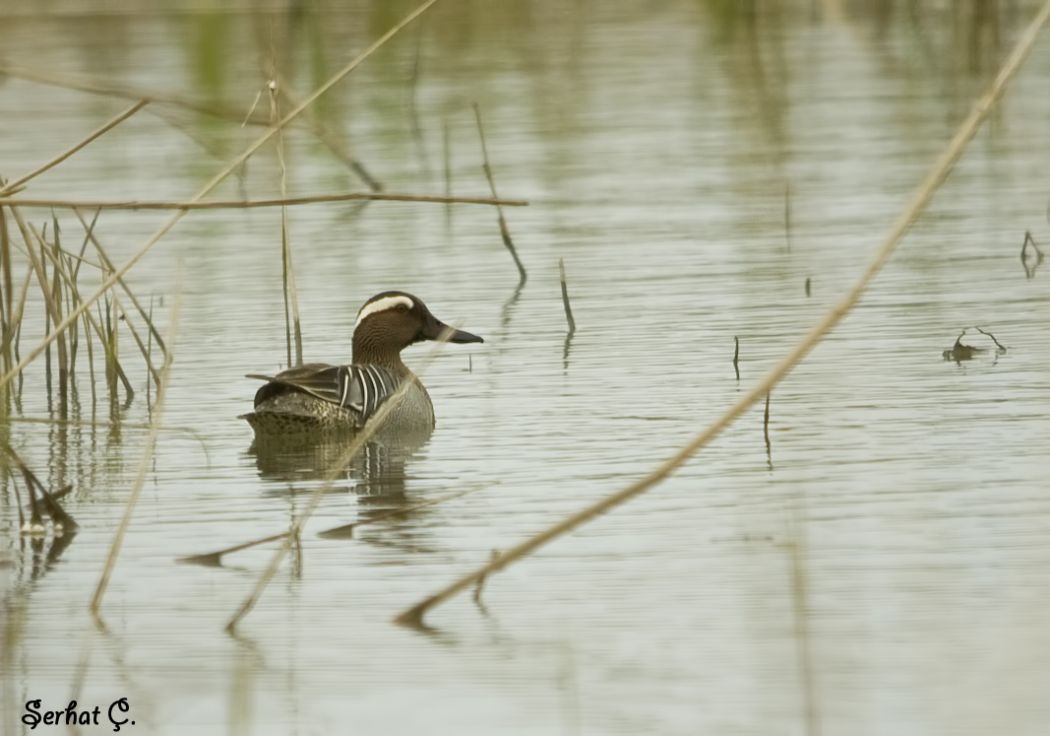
[[733, 336, 740, 381], [943, 326, 1006, 362], [763, 392, 773, 470], [558, 258, 576, 336], [177, 532, 290, 567], [473, 103, 527, 286], [473, 549, 501, 606], [1021, 230, 1045, 279], [973, 326, 1008, 353]]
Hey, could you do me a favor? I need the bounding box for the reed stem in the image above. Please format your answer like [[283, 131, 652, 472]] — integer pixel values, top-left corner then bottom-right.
[[0, 192, 526, 211], [473, 103, 527, 285]]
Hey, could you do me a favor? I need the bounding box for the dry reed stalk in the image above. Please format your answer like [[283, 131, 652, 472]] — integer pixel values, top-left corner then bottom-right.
[[0, 207, 14, 375], [393, 0, 1050, 627], [442, 120, 452, 221], [270, 81, 304, 367], [763, 392, 772, 470], [178, 532, 290, 567], [113, 296, 161, 387], [62, 240, 86, 381], [23, 218, 137, 398], [0, 192, 526, 211], [0, 0, 445, 394], [558, 258, 576, 336], [225, 325, 461, 632], [101, 297, 116, 396], [48, 221, 70, 406], [0, 100, 149, 197], [72, 208, 167, 357], [1, 266, 33, 382], [0, 65, 270, 126], [68, 214, 96, 385], [9, 212, 63, 395], [90, 290, 180, 617], [473, 103, 527, 285], [145, 297, 153, 406], [407, 24, 432, 179]]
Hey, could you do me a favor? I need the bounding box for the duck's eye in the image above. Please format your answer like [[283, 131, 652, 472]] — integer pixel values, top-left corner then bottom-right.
[[396, 304, 409, 313]]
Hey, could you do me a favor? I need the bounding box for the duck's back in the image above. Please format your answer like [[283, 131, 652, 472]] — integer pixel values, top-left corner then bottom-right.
[[243, 362, 435, 439]]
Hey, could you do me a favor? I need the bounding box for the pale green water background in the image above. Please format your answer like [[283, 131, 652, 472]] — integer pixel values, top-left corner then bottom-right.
[[2, 2, 1050, 734]]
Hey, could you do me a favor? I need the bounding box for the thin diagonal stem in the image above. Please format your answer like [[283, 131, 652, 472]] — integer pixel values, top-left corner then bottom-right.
[[90, 290, 180, 617]]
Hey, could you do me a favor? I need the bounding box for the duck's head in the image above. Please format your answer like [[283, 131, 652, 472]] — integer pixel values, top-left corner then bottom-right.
[[352, 291, 484, 364]]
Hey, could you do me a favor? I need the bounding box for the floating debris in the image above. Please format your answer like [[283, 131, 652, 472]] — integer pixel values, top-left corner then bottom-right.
[[942, 327, 1008, 363], [1021, 230, 1044, 279]]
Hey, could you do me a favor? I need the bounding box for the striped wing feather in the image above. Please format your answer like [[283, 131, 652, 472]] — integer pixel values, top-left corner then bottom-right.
[[250, 363, 400, 421]]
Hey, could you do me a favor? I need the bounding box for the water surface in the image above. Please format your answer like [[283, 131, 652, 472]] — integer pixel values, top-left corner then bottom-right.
[[2, 2, 1050, 734]]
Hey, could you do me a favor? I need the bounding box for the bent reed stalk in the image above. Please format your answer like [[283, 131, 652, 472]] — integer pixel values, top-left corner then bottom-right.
[[473, 103, 527, 285], [90, 289, 181, 618], [392, 0, 1050, 627], [0, 0, 445, 395]]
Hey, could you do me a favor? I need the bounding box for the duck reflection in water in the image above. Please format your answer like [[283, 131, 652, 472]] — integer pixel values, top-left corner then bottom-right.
[[247, 425, 431, 500]]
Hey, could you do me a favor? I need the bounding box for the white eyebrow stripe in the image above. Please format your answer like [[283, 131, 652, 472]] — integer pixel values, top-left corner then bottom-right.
[[354, 295, 415, 329]]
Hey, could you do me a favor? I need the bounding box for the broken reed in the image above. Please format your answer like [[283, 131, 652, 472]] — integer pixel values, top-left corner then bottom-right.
[[0, 204, 164, 410], [473, 103, 527, 286]]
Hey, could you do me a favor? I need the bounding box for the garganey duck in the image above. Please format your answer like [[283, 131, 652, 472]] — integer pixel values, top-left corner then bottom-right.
[[243, 291, 483, 438]]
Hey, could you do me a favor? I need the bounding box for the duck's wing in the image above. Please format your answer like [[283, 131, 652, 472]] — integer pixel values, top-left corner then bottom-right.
[[249, 363, 401, 418]]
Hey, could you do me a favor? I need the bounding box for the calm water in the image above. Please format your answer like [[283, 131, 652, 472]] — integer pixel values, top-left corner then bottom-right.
[[3, 2, 1050, 734]]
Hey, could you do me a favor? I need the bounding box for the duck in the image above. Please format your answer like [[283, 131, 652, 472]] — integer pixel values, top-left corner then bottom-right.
[[242, 291, 483, 439]]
